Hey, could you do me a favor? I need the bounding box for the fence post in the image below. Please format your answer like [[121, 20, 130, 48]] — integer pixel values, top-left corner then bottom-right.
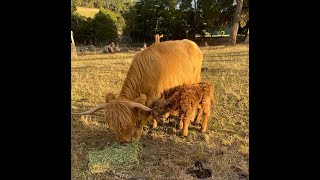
[[154, 34, 164, 44], [71, 31, 78, 59], [154, 34, 159, 44], [71, 31, 75, 44]]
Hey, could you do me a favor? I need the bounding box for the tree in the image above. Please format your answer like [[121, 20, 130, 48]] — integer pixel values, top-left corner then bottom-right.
[[71, 0, 78, 13], [229, 0, 244, 45], [74, 17, 96, 45], [92, 10, 118, 42], [109, 0, 249, 44], [71, 11, 118, 45], [86, 0, 95, 7], [96, 0, 103, 8], [71, 13, 84, 36], [176, 0, 205, 38], [123, 0, 190, 42], [241, 0, 249, 42]]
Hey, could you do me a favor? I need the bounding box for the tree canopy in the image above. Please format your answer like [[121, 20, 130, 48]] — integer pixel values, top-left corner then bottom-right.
[[123, 0, 249, 43], [71, 0, 249, 45]]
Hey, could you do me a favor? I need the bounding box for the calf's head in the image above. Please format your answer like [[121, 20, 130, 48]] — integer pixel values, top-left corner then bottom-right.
[[151, 98, 170, 119]]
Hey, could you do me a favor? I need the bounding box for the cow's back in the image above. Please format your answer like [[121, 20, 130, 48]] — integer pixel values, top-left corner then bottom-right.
[[120, 39, 203, 106]]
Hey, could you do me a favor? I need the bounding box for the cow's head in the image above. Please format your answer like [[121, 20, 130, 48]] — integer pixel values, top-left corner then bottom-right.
[[73, 93, 153, 143]]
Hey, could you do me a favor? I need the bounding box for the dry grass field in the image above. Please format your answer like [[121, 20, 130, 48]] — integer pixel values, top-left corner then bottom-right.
[[71, 44, 249, 180]]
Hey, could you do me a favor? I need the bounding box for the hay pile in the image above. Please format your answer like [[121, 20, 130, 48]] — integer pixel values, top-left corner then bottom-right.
[[88, 140, 141, 173]]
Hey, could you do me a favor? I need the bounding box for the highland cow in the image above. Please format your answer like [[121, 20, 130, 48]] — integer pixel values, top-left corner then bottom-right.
[[73, 39, 203, 143]]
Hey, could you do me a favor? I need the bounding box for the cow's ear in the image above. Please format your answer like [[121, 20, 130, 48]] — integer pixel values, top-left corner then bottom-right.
[[133, 94, 147, 105], [105, 92, 116, 103]]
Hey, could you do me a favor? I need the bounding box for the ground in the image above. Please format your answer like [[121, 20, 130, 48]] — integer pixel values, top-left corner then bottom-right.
[[71, 44, 249, 180]]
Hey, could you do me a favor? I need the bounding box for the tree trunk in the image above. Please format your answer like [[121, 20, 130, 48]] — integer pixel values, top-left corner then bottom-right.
[[229, 0, 244, 45], [244, 28, 249, 43]]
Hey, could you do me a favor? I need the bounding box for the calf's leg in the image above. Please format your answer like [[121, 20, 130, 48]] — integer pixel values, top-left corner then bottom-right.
[[201, 107, 211, 133]]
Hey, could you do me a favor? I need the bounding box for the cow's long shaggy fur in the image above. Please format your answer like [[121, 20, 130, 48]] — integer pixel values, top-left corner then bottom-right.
[[151, 81, 215, 136], [103, 95, 147, 142], [105, 101, 134, 140], [80, 39, 203, 143], [120, 39, 203, 105]]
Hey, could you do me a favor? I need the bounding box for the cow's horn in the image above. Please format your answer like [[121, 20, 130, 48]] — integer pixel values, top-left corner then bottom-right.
[[127, 101, 153, 112], [72, 103, 108, 115]]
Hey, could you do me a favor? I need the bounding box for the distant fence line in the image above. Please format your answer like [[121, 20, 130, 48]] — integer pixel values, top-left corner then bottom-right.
[[76, 43, 148, 54], [75, 36, 246, 54]]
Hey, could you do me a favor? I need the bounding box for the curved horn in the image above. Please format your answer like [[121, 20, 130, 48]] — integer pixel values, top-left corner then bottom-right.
[[72, 103, 108, 115], [127, 101, 153, 112]]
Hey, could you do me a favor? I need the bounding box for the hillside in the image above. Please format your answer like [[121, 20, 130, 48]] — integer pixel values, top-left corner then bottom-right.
[[76, 6, 99, 18]]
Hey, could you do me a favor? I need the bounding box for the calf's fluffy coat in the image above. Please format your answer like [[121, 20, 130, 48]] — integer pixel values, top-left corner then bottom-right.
[[151, 81, 215, 136]]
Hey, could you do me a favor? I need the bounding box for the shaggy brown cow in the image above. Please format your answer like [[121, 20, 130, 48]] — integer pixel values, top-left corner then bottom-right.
[[151, 81, 215, 136], [74, 39, 203, 143]]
